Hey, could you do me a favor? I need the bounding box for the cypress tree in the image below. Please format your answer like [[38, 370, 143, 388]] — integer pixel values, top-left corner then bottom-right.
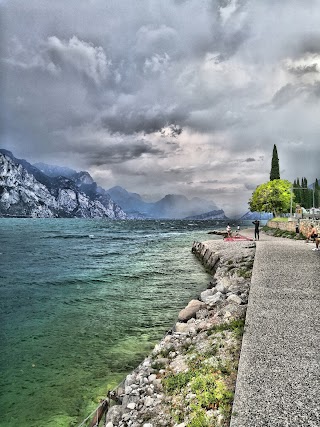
[[270, 144, 280, 180], [296, 178, 302, 205], [315, 179, 319, 208]]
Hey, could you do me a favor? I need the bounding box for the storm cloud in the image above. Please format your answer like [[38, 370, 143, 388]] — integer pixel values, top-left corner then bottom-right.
[[1, 0, 320, 216]]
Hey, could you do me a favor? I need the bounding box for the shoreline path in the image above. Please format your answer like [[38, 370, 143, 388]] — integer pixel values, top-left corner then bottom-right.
[[230, 229, 320, 427]]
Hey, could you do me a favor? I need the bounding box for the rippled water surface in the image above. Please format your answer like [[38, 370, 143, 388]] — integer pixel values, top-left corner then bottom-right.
[[0, 218, 228, 427]]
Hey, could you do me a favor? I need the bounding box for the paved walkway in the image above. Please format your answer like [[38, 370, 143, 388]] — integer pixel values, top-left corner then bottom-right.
[[230, 229, 320, 427]]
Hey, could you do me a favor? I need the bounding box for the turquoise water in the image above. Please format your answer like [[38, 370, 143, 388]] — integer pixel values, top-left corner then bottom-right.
[[0, 219, 224, 427]]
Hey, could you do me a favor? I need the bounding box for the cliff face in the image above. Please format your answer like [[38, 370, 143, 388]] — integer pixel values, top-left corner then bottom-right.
[[0, 150, 126, 219]]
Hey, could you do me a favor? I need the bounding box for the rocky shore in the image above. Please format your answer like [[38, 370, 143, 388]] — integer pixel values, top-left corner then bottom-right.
[[104, 239, 256, 427]]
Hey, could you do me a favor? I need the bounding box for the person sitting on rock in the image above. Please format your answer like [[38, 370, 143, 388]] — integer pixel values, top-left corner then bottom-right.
[[306, 224, 318, 243]]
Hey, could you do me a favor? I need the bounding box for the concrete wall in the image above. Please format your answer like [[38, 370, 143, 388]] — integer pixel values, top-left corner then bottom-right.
[[266, 219, 320, 237]]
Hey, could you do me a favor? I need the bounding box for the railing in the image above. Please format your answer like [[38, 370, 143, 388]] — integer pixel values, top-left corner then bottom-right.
[[77, 387, 121, 427], [77, 399, 109, 427]]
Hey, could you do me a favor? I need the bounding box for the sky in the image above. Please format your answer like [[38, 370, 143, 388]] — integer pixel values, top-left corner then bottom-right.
[[1, 0, 320, 217]]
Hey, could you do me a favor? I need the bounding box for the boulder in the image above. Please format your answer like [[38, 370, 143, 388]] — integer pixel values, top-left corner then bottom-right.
[[205, 292, 223, 306], [221, 303, 247, 320], [196, 308, 210, 319], [178, 299, 206, 322], [105, 404, 123, 424], [200, 289, 217, 302], [170, 355, 189, 373], [227, 294, 243, 305], [215, 282, 227, 294], [175, 322, 193, 333]]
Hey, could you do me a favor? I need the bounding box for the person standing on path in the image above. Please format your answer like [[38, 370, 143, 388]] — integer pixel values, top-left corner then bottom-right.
[[252, 220, 260, 240]]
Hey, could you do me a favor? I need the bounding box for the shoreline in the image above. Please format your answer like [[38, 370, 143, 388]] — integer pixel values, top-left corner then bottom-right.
[[102, 237, 256, 427]]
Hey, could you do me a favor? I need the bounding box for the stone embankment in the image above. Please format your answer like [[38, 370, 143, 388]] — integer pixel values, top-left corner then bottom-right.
[[267, 219, 320, 236], [104, 239, 255, 427]]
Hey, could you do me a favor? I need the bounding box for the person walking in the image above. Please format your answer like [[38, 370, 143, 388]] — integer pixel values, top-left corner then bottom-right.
[[252, 220, 260, 240]]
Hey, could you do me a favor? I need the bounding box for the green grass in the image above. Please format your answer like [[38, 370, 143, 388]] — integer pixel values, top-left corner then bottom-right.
[[163, 371, 194, 393], [207, 319, 245, 337]]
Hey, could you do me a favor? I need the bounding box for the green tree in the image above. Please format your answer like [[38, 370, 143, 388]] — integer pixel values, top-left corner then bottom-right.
[[270, 144, 280, 181], [315, 179, 319, 208], [293, 176, 318, 209], [249, 179, 293, 217]]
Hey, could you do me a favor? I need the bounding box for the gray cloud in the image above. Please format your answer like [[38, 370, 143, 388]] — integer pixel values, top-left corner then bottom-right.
[[1, 0, 320, 216], [287, 63, 318, 76]]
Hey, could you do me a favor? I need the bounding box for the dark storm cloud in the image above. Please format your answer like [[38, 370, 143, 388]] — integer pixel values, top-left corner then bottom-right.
[[70, 140, 164, 166], [100, 107, 187, 136], [287, 63, 318, 76], [2, 0, 320, 216], [296, 33, 320, 56]]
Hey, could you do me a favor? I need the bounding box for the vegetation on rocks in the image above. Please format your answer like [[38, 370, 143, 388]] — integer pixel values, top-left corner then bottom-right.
[[159, 321, 243, 426], [262, 225, 304, 240], [103, 241, 255, 427]]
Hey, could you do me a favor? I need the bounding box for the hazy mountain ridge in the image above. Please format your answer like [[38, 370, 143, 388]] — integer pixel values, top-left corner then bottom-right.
[[0, 150, 126, 219], [184, 210, 228, 220], [107, 187, 225, 219]]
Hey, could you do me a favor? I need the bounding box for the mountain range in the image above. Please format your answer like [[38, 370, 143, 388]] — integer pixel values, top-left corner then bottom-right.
[[0, 149, 227, 219], [0, 149, 126, 219], [106, 186, 226, 219]]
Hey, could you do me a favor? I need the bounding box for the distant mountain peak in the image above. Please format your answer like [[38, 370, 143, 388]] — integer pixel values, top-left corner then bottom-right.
[[33, 162, 77, 179]]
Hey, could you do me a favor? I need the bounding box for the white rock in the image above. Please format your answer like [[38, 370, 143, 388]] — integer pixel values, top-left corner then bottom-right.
[[175, 322, 195, 334], [125, 374, 136, 387], [227, 294, 242, 305], [215, 282, 227, 294], [206, 292, 223, 305], [125, 385, 133, 394], [127, 402, 136, 410], [144, 396, 154, 407], [200, 288, 216, 302]]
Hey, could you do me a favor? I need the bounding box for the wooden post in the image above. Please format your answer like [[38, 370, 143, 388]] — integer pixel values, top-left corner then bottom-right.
[[89, 399, 109, 427]]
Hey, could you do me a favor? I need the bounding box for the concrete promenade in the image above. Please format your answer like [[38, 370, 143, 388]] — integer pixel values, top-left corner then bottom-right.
[[230, 230, 320, 427]]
